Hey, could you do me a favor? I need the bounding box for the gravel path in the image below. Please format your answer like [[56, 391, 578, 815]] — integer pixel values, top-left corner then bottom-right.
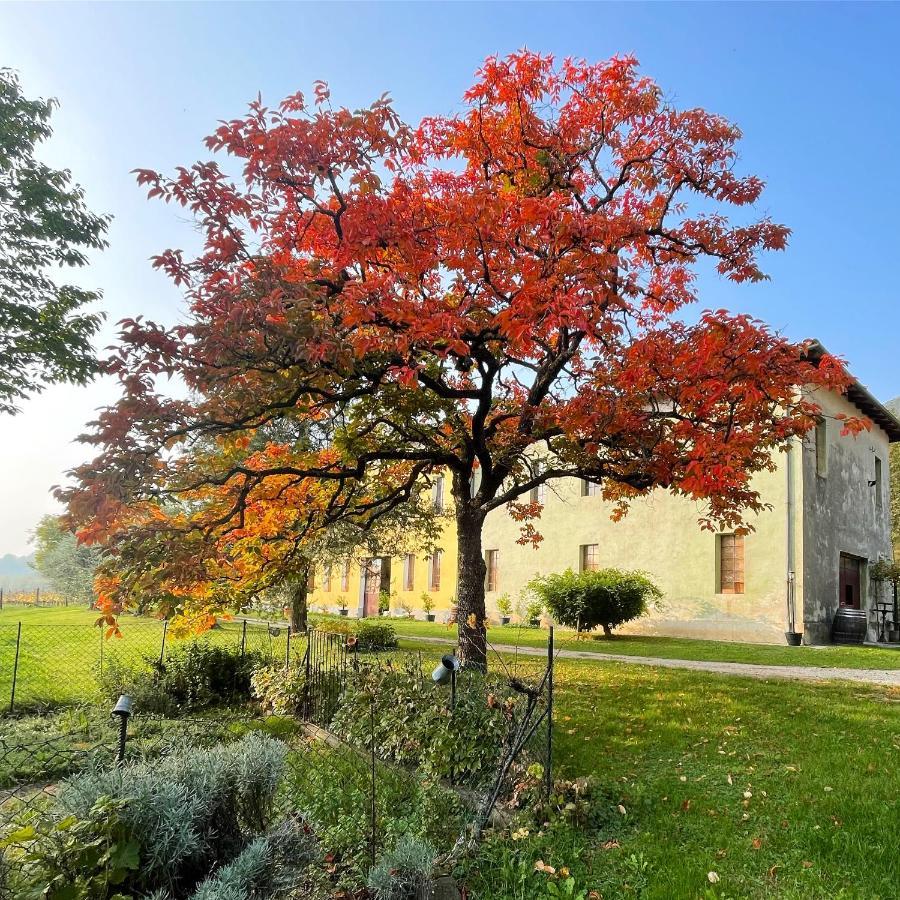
[[407, 635, 900, 687]]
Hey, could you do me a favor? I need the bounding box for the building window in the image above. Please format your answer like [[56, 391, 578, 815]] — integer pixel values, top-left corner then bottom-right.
[[308, 567, 315, 590], [581, 479, 600, 497], [529, 483, 547, 504], [875, 456, 883, 509], [323, 565, 332, 592], [815, 419, 828, 478], [432, 476, 444, 511], [341, 560, 350, 592], [429, 550, 442, 591], [485, 549, 499, 591], [580, 544, 600, 572], [403, 553, 415, 591], [718, 534, 745, 594]]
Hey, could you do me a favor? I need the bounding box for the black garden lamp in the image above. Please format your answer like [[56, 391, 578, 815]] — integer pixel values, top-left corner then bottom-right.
[[111, 694, 132, 765]]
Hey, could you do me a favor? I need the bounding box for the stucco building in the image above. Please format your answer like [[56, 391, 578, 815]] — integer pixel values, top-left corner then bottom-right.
[[310, 352, 899, 645]]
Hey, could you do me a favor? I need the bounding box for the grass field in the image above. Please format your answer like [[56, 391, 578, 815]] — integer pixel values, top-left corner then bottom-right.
[[2, 607, 898, 897], [394, 640, 900, 900], [0, 606, 294, 711], [381, 616, 900, 670]]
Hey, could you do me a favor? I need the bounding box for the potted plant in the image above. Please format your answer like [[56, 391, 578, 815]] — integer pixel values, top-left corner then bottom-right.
[[338, 596, 348, 617], [399, 597, 415, 619], [496, 593, 512, 626], [421, 592, 436, 622], [378, 590, 391, 617], [526, 597, 544, 628]]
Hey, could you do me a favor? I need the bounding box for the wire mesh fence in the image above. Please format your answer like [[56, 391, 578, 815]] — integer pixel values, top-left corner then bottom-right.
[[0, 617, 302, 713], [0, 623, 556, 894]]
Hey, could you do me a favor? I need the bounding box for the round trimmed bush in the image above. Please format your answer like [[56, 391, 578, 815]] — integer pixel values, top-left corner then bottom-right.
[[529, 568, 661, 637]]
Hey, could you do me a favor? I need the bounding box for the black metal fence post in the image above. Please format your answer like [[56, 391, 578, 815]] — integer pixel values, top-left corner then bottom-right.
[[159, 619, 168, 667], [370, 693, 377, 869], [0, 587, 4, 610], [545, 625, 554, 800], [285, 625, 292, 671], [9, 622, 21, 713], [240, 619, 247, 659]]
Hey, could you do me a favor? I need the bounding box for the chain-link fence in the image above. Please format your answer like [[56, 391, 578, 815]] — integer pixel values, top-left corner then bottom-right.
[[0, 625, 556, 895], [0, 617, 302, 713]]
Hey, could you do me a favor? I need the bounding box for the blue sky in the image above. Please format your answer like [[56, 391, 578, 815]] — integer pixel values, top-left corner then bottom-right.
[[1, 1, 898, 554]]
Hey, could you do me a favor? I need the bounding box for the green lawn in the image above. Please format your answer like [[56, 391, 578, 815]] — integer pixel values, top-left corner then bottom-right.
[[0, 606, 294, 711], [381, 616, 900, 670], [2, 608, 898, 898], [395, 640, 900, 900]]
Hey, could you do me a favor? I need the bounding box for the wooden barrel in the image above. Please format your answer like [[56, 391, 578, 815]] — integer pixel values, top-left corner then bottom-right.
[[831, 607, 868, 644]]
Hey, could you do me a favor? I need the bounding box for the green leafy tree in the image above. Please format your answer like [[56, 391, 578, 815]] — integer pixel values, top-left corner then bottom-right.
[[31, 514, 100, 603], [530, 568, 662, 637], [0, 69, 109, 414], [887, 398, 900, 555]]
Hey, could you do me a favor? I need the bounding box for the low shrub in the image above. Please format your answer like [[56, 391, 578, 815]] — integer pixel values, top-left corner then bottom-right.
[[354, 620, 397, 651], [251, 664, 307, 716], [330, 660, 513, 784], [97, 641, 262, 715], [189, 816, 317, 900], [529, 568, 662, 637], [7, 733, 289, 899], [368, 835, 435, 900]]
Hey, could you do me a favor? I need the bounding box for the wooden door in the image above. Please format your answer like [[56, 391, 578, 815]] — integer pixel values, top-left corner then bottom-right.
[[839, 554, 862, 609], [363, 558, 382, 617]]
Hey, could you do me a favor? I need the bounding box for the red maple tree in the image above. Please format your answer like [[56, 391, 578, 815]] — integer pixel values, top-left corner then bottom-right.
[[65, 52, 858, 668]]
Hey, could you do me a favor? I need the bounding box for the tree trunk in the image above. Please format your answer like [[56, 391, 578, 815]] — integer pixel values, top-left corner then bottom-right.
[[454, 498, 488, 671], [601, 622, 613, 638], [288, 560, 310, 632]]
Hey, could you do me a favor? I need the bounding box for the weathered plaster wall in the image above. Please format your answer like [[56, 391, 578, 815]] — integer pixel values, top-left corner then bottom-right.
[[481, 462, 796, 643], [800, 388, 893, 643]]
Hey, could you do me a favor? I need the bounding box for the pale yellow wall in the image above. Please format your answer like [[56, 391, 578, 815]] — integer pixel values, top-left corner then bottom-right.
[[308, 475, 459, 618], [482, 457, 798, 643]]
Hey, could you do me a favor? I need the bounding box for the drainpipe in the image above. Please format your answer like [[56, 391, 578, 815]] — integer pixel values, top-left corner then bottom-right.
[[785, 439, 797, 635]]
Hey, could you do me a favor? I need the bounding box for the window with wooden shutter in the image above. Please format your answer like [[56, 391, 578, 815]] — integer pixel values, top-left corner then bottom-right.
[[485, 549, 499, 591], [341, 560, 350, 592], [580, 544, 600, 572], [432, 476, 444, 511], [581, 479, 600, 497], [718, 534, 745, 594], [323, 565, 332, 592], [529, 483, 547, 504], [429, 550, 442, 591], [403, 554, 415, 591]]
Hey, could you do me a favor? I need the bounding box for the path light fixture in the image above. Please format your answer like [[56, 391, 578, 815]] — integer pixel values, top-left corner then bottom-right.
[[431, 653, 460, 686], [111, 694, 132, 765]]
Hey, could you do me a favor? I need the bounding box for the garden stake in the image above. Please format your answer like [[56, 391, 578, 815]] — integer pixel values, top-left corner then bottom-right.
[[240, 619, 247, 659], [9, 622, 21, 713], [370, 694, 377, 869], [158, 618, 168, 667], [545, 626, 554, 801], [285, 625, 292, 671]]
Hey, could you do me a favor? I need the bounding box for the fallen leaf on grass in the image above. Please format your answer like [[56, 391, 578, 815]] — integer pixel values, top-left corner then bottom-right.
[[600, 840, 620, 851]]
